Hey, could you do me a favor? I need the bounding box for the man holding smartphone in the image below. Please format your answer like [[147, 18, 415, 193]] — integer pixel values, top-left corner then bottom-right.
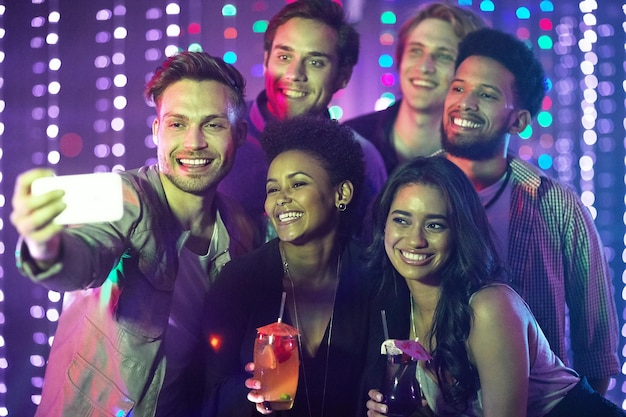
[[10, 52, 257, 417]]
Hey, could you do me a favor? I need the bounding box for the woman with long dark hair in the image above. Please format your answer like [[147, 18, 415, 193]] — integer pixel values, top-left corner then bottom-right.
[[364, 156, 624, 417]]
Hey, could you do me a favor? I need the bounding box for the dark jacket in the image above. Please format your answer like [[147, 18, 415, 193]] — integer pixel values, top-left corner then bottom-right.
[[204, 238, 375, 417]]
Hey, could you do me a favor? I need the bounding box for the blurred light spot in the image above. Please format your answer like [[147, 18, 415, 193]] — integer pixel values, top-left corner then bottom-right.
[[538, 35, 553, 49], [542, 96, 552, 110], [113, 27, 127, 40], [380, 11, 396, 24], [381, 73, 395, 86], [146, 8, 162, 19], [113, 74, 127, 88], [94, 144, 111, 158], [46, 309, 59, 322], [111, 117, 125, 131], [223, 51, 237, 64], [96, 77, 112, 90], [224, 27, 237, 39], [96, 98, 110, 112], [328, 106, 343, 120], [48, 81, 61, 95], [46, 125, 59, 138], [253, 20, 268, 33], [166, 3, 180, 14], [166, 24, 181, 37], [32, 84, 45, 98], [379, 32, 394, 46], [188, 43, 202, 52], [539, 18, 553, 31], [518, 145, 533, 160], [59, 133, 83, 157], [378, 54, 393, 68], [145, 29, 162, 42], [222, 4, 237, 16], [537, 111, 553, 127], [112, 143, 126, 157], [94, 55, 111, 69], [33, 62, 45, 74], [479, 1, 495, 12], [31, 36, 44, 48], [31, 16, 45, 28], [540, 1, 554, 12], [516, 27, 530, 40], [375, 96, 395, 111], [96, 9, 113, 20], [579, 155, 594, 171], [537, 154, 553, 170], [516, 7, 531, 19], [49, 58, 61, 71], [113, 96, 127, 110], [188, 22, 201, 35], [30, 306, 44, 319], [93, 119, 109, 134]]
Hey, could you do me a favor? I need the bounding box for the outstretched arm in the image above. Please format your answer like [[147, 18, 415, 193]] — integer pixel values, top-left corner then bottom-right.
[[10, 168, 65, 270]]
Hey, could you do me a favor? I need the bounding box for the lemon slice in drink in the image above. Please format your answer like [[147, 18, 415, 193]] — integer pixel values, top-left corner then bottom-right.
[[257, 345, 278, 370]]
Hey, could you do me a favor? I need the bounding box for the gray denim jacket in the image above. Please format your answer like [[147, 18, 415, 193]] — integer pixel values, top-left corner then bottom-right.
[[16, 165, 257, 417]]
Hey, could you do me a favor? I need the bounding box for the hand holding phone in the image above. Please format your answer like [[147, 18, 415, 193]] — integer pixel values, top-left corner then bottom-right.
[[31, 172, 124, 225]]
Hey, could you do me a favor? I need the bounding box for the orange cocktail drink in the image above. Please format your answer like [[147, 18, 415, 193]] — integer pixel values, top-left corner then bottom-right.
[[253, 322, 299, 410]]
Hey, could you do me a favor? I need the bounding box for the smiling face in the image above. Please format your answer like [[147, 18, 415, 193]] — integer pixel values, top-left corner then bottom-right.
[[153, 79, 244, 196], [265, 150, 342, 244], [384, 183, 452, 284], [264, 17, 349, 120], [399, 18, 460, 114], [442, 55, 530, 160]]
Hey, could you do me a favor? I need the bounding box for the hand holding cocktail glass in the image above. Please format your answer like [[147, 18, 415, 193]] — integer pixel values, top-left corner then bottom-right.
[[246, 292, 300, 414], [367, 310, 433, 417]]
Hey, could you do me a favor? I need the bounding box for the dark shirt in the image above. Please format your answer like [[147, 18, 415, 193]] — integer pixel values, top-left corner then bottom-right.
[[343, 101, 401, 175], [204, 238, 374, 417]]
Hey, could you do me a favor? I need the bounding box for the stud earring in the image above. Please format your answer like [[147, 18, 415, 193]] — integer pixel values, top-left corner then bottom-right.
[[338, 203, 347, 212]]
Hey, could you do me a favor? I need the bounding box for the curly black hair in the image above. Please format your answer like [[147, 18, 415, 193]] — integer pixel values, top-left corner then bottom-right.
[[456, 28, 547, 118], [261, 115, 365, 237]]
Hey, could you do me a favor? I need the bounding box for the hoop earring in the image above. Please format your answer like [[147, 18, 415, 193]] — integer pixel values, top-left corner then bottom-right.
[[338, 203, 347, 212]]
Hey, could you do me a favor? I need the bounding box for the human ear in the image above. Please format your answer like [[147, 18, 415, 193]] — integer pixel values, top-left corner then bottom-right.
[[509, 109, 531, 135], [335, 180, 354, 208]]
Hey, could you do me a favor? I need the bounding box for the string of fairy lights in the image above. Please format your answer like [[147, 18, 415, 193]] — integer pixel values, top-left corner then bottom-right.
[[9, 0, 626, 414], [0, 2, 5, 416]]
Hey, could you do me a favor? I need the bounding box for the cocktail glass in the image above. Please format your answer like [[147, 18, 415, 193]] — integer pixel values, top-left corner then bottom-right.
[[253, 321, 299, 411], [380, 339, 431, 417]]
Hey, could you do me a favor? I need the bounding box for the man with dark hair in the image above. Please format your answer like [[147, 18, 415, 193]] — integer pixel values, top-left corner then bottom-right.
[[218, 0, 387, 239], [441, 27, 619, 395], [10, 52, 256, 417], [344, 2, 485, 174]]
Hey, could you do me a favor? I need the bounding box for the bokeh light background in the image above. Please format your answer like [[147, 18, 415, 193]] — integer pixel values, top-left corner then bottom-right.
[[0, 0, 624, 415]]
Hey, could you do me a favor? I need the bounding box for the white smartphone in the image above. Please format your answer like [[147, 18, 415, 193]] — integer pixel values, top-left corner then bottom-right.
[[31, 172, 124, 225]]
